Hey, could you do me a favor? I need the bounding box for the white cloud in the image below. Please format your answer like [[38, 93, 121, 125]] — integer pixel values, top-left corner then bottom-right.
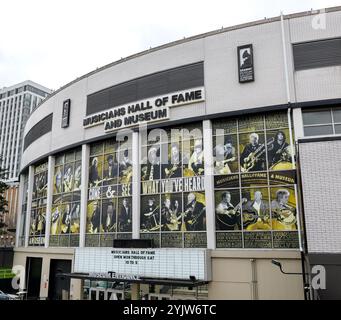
[[0, 0, 340, 89]]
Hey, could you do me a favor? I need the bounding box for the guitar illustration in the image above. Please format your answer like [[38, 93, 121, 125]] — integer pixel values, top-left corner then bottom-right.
[[216, 198, 247, 228], [164, 163, 181, 179], [241, 138, 274, 173], [242, 211, 271, 229]]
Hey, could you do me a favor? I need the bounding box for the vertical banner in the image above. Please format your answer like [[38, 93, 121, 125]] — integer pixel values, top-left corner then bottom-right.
[[61, 99, 71, 128], [238, 44, 255, 83]]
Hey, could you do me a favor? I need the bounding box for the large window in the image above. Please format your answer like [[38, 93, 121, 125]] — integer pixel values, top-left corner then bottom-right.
[[29, 162, 48, 246], [140, 123, 206, 248], [213, 112, 299, 249], [303, 107, 341, 137], [86, 138, 133, 246], [50, 148, 82, 247]]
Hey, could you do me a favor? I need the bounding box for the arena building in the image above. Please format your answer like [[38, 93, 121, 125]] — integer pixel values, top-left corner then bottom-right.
[[13, 7, 341, 300]]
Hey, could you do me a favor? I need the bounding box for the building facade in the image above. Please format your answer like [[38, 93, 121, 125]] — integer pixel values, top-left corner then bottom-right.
[[13, 7, 341, 300], [0, 81, 51, 183], [0, 81, 51, 247]]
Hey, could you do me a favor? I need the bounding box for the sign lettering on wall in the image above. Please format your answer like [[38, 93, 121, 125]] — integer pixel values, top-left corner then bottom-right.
[[238, 44, 255, 83], [83, 87, 205, 132], [74, 247, 211, 281]]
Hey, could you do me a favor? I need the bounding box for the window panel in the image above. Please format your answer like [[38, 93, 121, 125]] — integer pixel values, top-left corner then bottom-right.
[[302, 109, 332, 125], [304, 125, 333, 136], [332, 108, 341, 123]]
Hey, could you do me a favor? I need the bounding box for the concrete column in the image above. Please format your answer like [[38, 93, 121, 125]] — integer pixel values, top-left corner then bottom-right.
[[292, 108, 304, 141], [45, 155, 55, 248], [15, 175, 25, 248], [132, 131, 141, 239], [131, 283, 141, 300], [70, 279, 83, 300], [79, 144, 90, 247], [203, 120, 216, 249], [24, 165, 34, 247]]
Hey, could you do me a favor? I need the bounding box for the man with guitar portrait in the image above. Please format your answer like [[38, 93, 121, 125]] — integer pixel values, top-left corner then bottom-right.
[[184, 193, 206, 231], [141, 146, 161, 181], [161, 195, 182, 231], [240, 133, 266, 172], [117, 198, 132, 232], [271, 189, 297, 230], [214, 136, 237, 175], [242, 190, 271, 230], [141, 197, 160, 232], [162, 143, 182, 179], [119, 149, 133, 184], [103, 154, 118, 185], [216, 191, 246, 231]]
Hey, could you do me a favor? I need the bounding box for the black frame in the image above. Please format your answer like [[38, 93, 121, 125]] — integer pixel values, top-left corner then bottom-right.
[[238, 44, 255, 83], [61, 99, 71, 128]]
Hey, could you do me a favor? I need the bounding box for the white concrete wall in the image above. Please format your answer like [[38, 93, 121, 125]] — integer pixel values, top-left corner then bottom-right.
[[21, 9, 341, 170], [299, 140, 341, 253]]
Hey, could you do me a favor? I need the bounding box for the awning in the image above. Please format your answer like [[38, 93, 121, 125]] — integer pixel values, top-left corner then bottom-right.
[[58, 272, 208, 287]]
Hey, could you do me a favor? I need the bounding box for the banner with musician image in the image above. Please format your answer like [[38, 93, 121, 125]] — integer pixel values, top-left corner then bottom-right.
[[161, 143, 183, 179], [63, 163, 74, 193], [239, 132, 267, 173], [102, 153, 119, 185], [89, 155, 104, 187], [270, 187, 297, 231], [101, 199, 117, 233], [87, 200, 102, 234], [29, 163, 48, 246], [215, 189, 244, 231], [241, 188, 271, 232], [54, 166, 63, 194], [119, 149, 133, 184], [60, 203, 80, 235], [51, 204, 62, 235], [161, 193, 183, 232], [183, 139, 204, 177], [33, 171, 48, 200], [70, 202, 81, 234], [73, 161, 82, 191], [213, 134, 239, 175], [267, 129, 295, 171], [86, 139, 133, 246], [29, 208, 46, 236], [117, 197, 132, 232], [183, 192, 206, 232], [140, 196, 161, 232], [141, 144, 161, 182]]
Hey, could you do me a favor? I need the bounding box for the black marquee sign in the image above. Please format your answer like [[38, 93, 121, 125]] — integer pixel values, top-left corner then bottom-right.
[[238, 44, 255, 83], [61, 99, 71, 128]]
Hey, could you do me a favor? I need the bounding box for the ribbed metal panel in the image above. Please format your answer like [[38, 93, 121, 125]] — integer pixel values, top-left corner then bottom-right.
[[86, 62, 204, 115], [293, 38, 341, 71], [23, 113, 53, 150]]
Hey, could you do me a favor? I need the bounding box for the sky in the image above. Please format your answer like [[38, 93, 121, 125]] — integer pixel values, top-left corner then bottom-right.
[[0, 0, 340, 91]]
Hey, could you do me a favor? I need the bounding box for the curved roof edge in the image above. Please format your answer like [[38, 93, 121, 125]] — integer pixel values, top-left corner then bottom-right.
[[35, 6, 341, 108]]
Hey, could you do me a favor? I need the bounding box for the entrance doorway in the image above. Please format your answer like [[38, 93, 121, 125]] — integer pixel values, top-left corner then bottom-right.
[[89, 288, 125, 300], [25, 257, 43, 300], [83, 280, 131, 300], [48, 259, 72, 300]]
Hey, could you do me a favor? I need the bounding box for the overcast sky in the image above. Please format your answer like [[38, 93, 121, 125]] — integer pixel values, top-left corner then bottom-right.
[[0, 0, 340, 90]]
